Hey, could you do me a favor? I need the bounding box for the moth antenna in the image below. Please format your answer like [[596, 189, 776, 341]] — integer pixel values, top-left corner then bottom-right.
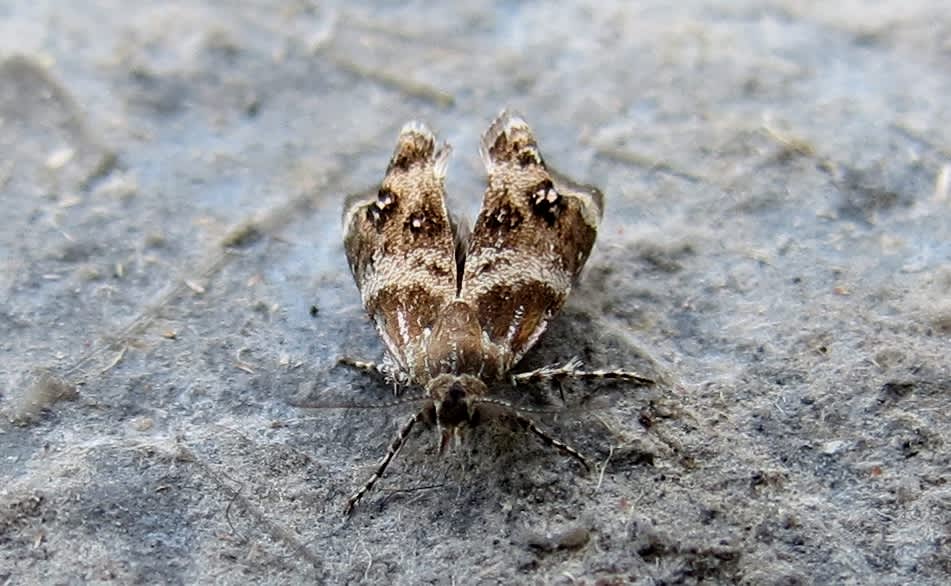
[[290, 393, 428, 410], [473, 396, 588, 416], [508, 410, 591, 472], [470, 398, 592, 469], [345, 409, 423, 515], [473, 396, 534, 414]]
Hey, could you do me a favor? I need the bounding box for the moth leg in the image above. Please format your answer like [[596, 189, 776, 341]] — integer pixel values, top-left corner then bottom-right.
[[345, 410, 421, 515], [338, 357, 387, 378], [337, 357, 407, 394], [508, 411, 592, 472], [512, 358, 654, 388]]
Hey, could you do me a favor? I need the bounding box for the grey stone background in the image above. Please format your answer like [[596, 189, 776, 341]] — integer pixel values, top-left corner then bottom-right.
[[1, 1, 949, 584]]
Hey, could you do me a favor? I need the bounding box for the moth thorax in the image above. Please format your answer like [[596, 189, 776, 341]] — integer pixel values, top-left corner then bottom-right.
[[426, 373, 488, 428]]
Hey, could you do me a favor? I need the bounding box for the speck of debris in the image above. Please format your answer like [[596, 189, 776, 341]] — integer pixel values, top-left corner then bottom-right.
[[93, 171, 139, 201], [523, 526, 591, 553], [3, 371, 79, 424]]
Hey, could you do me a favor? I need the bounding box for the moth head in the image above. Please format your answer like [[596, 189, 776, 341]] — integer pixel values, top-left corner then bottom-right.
[[425, 374, 489, 453]]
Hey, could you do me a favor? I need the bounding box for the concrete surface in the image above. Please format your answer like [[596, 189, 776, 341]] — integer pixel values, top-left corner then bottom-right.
[[1, 1, 949, 584]]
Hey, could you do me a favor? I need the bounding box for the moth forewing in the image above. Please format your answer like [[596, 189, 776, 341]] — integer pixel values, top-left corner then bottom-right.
[[341, 122, 459, 385], [460, 110, 603, 367]]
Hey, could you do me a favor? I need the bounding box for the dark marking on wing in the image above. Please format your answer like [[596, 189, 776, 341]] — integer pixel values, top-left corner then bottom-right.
[[484, 202, 524, 231]]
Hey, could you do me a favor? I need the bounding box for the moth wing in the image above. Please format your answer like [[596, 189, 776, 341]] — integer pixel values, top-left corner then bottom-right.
[[343, 123, 460, 380], [460, 111, 603, 374]]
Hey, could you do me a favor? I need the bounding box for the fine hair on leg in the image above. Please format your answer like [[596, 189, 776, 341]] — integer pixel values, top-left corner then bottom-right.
[[345, 410, 421, 515]]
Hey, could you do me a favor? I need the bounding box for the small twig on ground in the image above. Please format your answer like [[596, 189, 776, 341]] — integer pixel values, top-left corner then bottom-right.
[[761, 118, 816, 159], [378, 483, 444, 509], [60, 169, 343, 381], [933, 164, 950, 203], [176, 441, 325, 573], [235, 347, 256, 374], [360, 537, 373, 581], [326, 53, 455, 107], [98, 345, 127, 375], [0, 161, 13, 189], [890, 121, 951, 160], [594, 145, 708, 184], [596, 446, 614, 491]]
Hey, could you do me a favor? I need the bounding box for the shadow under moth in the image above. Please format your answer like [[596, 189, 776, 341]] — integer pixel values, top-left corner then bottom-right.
[[340, 110, 653, 514]]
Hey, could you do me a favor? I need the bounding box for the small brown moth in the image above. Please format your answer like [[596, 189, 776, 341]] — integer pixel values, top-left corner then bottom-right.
[[340, 110, 652, 514]]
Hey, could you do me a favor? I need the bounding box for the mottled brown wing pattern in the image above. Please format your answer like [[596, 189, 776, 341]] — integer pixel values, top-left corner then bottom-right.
[[338, 112, 655, 516], [460, 111, 604, 374], [342, 123, 458, 383]]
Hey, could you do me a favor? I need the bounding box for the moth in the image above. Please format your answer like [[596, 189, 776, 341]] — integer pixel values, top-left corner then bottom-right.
[[340, 110, 653, 514]]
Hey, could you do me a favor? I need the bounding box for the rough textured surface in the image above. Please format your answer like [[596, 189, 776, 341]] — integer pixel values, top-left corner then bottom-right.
[[1, 1, 949, 584]]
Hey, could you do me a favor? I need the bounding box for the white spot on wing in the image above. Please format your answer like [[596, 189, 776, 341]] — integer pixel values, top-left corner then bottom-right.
[[376, 325, 406, 370], [515, 318, 549, 365], [506, 305, 525, 346], [397, 307, 410, 346]]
